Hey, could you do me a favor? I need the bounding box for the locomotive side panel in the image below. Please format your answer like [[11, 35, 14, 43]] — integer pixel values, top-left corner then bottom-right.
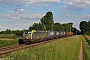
[[32, 31, 48, 42]]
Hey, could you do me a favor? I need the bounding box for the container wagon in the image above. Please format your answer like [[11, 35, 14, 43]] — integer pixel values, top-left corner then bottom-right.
[[66, 32, 73, 36]]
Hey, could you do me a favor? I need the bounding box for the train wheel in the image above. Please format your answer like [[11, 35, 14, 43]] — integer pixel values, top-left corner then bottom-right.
[[26, 41, 30, 45]]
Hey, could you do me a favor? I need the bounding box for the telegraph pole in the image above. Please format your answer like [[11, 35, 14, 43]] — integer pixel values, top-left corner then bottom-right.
[[70, 23, 71, 34], [69, 22, 72, 36]]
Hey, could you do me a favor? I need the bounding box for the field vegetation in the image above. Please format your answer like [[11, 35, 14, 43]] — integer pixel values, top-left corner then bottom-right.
[[7, 35, 82, 60], [0, 34, 22, 48], [0, 34, 22, 39], [0, 40, 18, 48], [0, 34, 21, 48], [0, 39, 18, 48], [83, 35, 90, 60], [85, 35, 90, 41], [0, 34, 16, 39]]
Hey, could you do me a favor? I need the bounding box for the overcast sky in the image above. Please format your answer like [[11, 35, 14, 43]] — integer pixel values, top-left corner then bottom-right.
[[0, 0, 90, 31]]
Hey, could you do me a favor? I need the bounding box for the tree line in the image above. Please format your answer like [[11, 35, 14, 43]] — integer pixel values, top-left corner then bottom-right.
[[80, 20, 90, 35], [0, 29, 23, 36], [29, 11, 80, 35]]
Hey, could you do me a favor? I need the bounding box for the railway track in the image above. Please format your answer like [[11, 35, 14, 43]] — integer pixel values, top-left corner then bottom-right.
[[0, 39, 56, 58], [0, 36, 72, 58]]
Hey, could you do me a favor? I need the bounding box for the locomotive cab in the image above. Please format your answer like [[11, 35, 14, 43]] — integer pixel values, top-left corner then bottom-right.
[[23, 30, 31, 41], [23, 30, 36, 44]]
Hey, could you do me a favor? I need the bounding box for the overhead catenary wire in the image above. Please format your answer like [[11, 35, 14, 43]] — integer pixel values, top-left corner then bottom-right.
[[0, 4, 31, 22], [0, 2, 20, 10], [0, 9, 30, 22]]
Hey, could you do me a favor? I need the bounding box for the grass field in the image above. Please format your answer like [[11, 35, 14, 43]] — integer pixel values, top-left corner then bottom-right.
[[0, 34, 15, 39], [7, 35, 82, 60], [0, 39, 18, 48], [83, 35, 90, 60], [0, 34, 22, 48], [0, 34, 23, 39]]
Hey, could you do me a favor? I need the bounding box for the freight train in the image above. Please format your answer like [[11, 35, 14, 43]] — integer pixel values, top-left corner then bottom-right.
[[19, 30, 73, 44]]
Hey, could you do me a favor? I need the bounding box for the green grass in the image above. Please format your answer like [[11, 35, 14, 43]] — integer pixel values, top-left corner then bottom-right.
[[83, 35, 90, 60], [0, 34, 15, 38], [85, 35, 90, 41], [0, 34, 22, 48], [0, 34, 23, 39], [7, 35, 82, 60], [0, 39, 18, 48]]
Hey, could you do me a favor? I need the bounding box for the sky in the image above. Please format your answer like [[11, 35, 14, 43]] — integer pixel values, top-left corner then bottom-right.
[[0, 0, 90, 31]]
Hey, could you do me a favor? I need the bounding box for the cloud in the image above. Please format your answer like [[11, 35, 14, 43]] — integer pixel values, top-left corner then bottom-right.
[[14, 23, 22, 26], [0, 26, 7, 29], [25, 0, 60, 4], [16, 8, 26, 13], [0, 0, 60, 6], [11, 20, 39, 27], [24, 20, 39, 27], [62, 5, 82, 11], [62, 14, 71, 18], [13, 28, 20, 30], [0, 13, 44, 30], [77, 14, 90, 20], [9, 20, 39, 31], [62, 0, 90, 11], [2, 13, 45, 21], [64, 0, 90, 8]]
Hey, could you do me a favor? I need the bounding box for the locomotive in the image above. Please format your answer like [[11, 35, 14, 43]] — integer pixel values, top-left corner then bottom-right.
[[19, 30, 73, 44]]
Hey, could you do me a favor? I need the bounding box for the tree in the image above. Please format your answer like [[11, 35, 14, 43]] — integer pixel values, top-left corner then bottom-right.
[[5, 29, 12, 34], [72, 27, 79, 35], [15, 30, 23, 36], [53, 23, 64, 31], [80, 21, 88, 34], [0, 29, 23, 36], [40, 11, 54, 30], [87, 20, 90, 35], [88, 20, 90, 30], [62, 23, 73, 32], [29, 22, 46, 31]]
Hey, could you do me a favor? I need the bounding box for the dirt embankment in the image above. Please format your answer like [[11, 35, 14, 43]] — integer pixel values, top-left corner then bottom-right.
[[0, 38, 14, 40]]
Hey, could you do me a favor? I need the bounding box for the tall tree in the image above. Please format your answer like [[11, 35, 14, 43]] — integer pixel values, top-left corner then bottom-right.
[[5, 29, 12, 34], [29, 22, 46, 31], [88, 20, 90, 30], [72, 27, 78, 35], [40, 11, 54, 30], [62, 22, 73, 32], [87, 20, 90, 34], [80, 21, 88, 34], [53, 23, 64, 31]]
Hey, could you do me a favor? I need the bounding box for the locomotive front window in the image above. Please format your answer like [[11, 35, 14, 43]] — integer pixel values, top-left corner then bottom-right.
[[24, 30, 28, 34]]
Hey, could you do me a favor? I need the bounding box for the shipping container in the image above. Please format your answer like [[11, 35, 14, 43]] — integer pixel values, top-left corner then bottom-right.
[[66, 32, 73, 36]]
